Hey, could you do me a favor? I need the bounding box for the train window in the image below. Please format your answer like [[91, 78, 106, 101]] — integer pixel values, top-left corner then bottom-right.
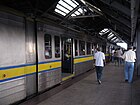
[[87, 42, 91, 55], [44, 34, 52, 59], [55, 36, 60, 58], [75, 39, 78, 56], [79, 40, 85, 55]]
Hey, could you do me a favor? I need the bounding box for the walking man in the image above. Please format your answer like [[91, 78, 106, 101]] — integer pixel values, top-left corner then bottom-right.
[[94, 48, 105, 84], [116, 48, 123, 66], [122, 46, 136, 83]]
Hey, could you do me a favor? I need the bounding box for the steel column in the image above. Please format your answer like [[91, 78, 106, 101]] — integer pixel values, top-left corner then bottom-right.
[[136, 22, 140, 75]]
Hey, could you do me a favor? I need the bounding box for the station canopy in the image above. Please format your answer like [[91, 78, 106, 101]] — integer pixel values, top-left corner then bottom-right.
[[54, 0, 126, 44], [1, 0, 139, 45], [99, 28, 125, 44]]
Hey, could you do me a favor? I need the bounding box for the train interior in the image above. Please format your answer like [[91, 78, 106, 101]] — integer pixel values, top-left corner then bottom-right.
[[61, 37, 73, 78]]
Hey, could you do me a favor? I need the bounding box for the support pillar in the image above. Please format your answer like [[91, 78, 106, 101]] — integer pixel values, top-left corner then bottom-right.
[[136, 21, 140, 75]]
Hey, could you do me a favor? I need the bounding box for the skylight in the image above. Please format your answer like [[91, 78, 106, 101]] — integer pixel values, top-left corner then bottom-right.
[[99, 29, 124, 44], [117, 43, 127, 49], [107, 32, 114, 39], [72, 0, 79, 5], [71, 14, 77, 16], [111, 37, 117, 41], [114, 38, 119, 42], [78, 8, 83, 13], [67, 0, 78, 8], [56, 4, 70, 14], [71, 8, 87, 16], [55, 0, 79, 16], [99, 28, 110, 36], [74, 11, 81, 15], [59, 0, 73, 10], [55, 9, 66, 16]]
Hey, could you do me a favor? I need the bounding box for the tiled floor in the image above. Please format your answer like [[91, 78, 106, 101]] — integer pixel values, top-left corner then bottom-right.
[[20, 63, 140, 105]]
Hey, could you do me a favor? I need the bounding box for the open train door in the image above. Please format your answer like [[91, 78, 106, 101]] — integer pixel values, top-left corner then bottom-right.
[[61, 37, 74, 80]]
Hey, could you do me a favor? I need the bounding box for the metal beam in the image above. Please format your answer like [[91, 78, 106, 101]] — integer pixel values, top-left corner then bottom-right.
[[111, 21, 131, 35], [70, 14, 100, 19], [115, 29, 131, 43], [115, 28, 130, 37], [102, 7, 131, 28], [109, 15, 131, 28], [59, 5, 81, 24], [0, 5, 26, 17], [131, 0, 140, 43], [40, 0, 60, 16], [136, 24, 140, 75], [84, 1, 103, 16], [85, 0, 131, 42], [92, 0, 131, 28], [100, 0, 131, 17]]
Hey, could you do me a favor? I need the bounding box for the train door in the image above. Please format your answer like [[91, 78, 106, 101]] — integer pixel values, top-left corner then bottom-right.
[[61, 37, 73, 78]]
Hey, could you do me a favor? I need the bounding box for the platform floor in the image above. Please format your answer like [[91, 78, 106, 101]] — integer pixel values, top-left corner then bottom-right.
[[20, 63, 140, 105]]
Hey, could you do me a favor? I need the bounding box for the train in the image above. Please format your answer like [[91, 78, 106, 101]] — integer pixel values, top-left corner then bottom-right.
[[0, 11, 112, 105]]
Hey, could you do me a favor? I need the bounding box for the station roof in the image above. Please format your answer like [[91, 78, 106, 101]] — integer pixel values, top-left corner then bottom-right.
[[1, 0, 140, 45]]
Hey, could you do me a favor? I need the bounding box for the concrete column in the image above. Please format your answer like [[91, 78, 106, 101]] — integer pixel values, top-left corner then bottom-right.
[[136, 22, 140, 75]]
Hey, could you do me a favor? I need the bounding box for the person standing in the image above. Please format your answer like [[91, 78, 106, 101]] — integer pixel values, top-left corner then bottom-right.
[[111, 48, 115, 63], [116, 48, 123, 66], [94, 48, 105, 84], [122, 46, 136, 83], [114, 49, 118, 66]]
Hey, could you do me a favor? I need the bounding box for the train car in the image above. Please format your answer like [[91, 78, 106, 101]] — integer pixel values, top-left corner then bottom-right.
[[37, 22, 96, 91], [0, 11, 111, 105]]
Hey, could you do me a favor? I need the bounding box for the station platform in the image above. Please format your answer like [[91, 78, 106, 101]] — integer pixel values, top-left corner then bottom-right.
[[20, 63, 140, 105]]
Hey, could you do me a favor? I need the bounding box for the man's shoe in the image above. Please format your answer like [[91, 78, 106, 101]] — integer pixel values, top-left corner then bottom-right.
[[98, 80, 101, 84], [125, 79, 128, 82]]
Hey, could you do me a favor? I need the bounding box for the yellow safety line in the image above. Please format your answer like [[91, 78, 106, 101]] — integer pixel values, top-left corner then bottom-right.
[[62, 74, 75, 81]]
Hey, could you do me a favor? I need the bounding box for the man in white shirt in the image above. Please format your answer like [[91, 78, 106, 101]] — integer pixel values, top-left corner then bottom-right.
[[122, 46, 136, 83], [94, 48, 105, 84]]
